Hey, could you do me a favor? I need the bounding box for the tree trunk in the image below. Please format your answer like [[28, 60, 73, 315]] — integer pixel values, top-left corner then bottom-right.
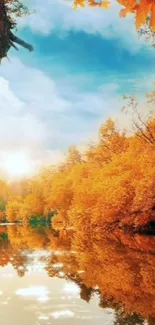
[[0, 0, 11, 60], [0, 0, 33, 61]]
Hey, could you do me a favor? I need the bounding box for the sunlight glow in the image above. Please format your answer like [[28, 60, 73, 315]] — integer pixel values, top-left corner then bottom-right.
[[0, 151, 35, 179]]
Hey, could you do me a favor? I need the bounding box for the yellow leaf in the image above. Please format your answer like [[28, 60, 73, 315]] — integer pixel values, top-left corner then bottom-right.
[[73, 0, 85, 9], [100, 1, 111, 9]]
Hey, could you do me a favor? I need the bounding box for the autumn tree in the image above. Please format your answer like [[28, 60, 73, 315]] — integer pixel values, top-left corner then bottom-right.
[[86, 119, 127, 166], [4, 109, 155, 231], [6, 196, 23, 223], [66, 145, 82, 167], [73, 0, 155, 41], [1, 84, 155, 233]]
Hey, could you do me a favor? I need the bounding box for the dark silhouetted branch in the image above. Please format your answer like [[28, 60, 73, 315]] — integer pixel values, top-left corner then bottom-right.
[[10, 31, 34, 52]]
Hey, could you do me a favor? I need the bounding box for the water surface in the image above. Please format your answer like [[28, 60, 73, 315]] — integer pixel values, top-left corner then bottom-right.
[[0, 225, 154, 325]]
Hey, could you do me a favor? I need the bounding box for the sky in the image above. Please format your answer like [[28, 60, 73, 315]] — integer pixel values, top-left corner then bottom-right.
[[0, 0, 155, 176]]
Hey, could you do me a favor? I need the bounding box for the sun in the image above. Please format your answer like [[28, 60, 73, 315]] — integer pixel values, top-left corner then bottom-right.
[[1, 151, 35, 180]]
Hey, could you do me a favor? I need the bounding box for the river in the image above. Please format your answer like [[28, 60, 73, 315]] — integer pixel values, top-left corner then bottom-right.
[[0, 225, 154, 325]]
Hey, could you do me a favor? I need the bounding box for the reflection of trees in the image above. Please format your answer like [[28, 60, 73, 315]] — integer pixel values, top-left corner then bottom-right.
[[79, 284, 93, 303], [0, 249, 11, 267], [0, 225, 154, 325], [46, 229, 155, 323], [99, 295, 120, 310], [7, 225, 50, 250], [114, 312, 145, 325], [11, 250, 28, 277], [147, 318, 155, 325], [99, 295, 146, 325]]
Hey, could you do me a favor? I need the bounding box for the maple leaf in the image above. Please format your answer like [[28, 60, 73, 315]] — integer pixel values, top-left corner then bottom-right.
[[150, 4, 155, 32], [119, 8, 128, 17], [100, 1, 110, 9], [73, 0, 85, 9]]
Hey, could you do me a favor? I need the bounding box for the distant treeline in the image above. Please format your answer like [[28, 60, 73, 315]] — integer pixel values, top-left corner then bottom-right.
[[0, 92, 155, 233]]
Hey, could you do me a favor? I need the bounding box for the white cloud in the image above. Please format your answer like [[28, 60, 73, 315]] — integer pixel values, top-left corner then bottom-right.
[[0, 56, 153, 175], [0, 71, 56, 176], [0, 77, 46, 149], [0, 57, 122, 155], [18, 0, 147, 53], [0, 58, 71, 166]]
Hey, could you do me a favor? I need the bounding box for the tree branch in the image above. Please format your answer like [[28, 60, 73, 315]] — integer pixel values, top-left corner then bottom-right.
[[10, 31, 34, 52]]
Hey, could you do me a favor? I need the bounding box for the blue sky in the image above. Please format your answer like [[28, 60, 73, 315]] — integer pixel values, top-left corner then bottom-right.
[[0, 0, 155, 175]]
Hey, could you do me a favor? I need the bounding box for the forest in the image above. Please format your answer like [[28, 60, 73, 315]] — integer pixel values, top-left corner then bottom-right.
[[0, 90, 154, 234]]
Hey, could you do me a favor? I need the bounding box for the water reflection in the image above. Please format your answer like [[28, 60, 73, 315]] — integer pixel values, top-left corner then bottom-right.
[[0, 225, 154, 325]]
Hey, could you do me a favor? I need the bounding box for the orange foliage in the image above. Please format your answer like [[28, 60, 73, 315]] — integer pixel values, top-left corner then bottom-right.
[[50, 110, 155, 233], [74, 0, 110, 9], [0, 89, 154, 233], [0, 225, 154, 322], [73, 0, 155, 32]]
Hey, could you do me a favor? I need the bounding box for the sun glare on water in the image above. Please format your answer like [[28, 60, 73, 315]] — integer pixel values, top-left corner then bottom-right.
[[1, 151, 35, 180]]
